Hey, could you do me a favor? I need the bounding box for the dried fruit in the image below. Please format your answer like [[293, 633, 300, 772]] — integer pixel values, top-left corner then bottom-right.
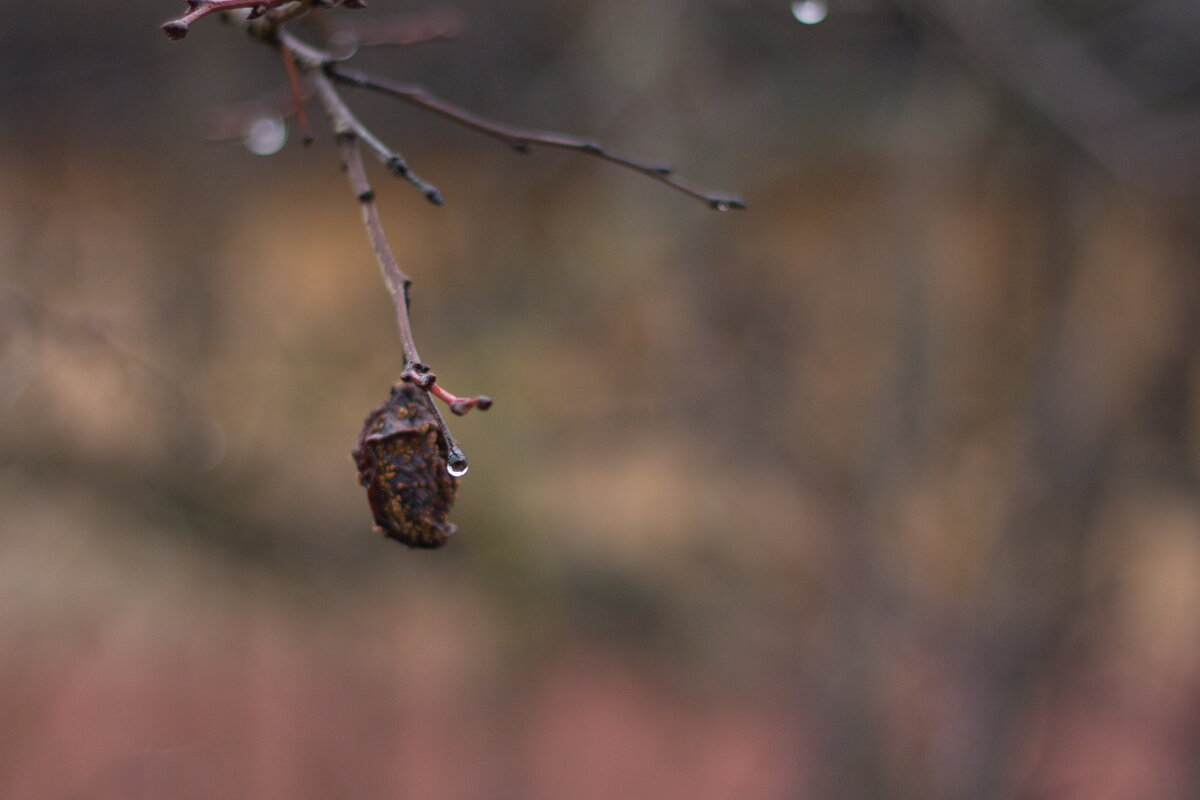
[[352, 382, 458, 548]]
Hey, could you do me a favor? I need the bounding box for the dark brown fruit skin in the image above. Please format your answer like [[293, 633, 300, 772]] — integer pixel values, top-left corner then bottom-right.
[[352, 383, 459, 548]]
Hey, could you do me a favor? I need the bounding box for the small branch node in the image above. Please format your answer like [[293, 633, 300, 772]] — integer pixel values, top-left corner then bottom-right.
[[386, 156, 409, 176], [386, 156, 443, 205], [401, 363, 437, 389], [399, 362, 491, 416]]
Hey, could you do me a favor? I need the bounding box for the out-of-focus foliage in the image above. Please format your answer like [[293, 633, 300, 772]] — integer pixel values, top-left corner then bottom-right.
[[2, 1, 1199, 798]]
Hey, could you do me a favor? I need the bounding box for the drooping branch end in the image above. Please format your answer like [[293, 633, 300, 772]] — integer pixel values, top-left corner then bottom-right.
[[435, 386, 493, 416], [400, 363, 492, 416], [385, 156, 444, 205]]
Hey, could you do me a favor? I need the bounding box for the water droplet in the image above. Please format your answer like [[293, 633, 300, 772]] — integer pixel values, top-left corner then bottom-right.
[[244, 116, 287, 156], [791, 0, 828, 24], [714, 201, 730, 212], [447, 446, 469, 477]]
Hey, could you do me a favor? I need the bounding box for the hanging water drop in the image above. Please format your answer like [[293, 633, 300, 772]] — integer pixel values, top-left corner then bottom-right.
[[791, 0, 828, 25], [713, 201, 730, 212], [447, 447, 469, 477], [244, 115, 287, 156]]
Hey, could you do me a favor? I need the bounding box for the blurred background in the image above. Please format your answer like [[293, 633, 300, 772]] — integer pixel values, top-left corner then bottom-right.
[[2, 1, 1200, 798]]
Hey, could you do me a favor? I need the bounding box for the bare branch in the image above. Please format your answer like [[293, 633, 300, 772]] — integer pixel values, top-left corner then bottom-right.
[[273, 28, 746, 210], [327, 65, 747, 210]]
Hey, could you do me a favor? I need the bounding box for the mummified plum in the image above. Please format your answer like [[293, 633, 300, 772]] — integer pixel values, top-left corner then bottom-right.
[[352, 383, 458, 548]]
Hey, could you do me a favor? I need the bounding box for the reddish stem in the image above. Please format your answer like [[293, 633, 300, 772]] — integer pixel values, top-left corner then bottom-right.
[[278, 43, 312, 144], [399, 364, 491, 416], [429, 384, 493, 416]]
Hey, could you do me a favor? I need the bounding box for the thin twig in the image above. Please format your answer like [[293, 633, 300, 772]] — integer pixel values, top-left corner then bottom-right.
[[274, 28, 746, 210], [330, 65, 747, 210], [430, 383, 493, 416], [173, 11, 745, 207], [310, 68, 444, 205], [312, 72, 420, 363]]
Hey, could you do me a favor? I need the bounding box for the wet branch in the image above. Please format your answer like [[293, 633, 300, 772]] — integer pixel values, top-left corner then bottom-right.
[[162, 2, 744, 479], [326, 65, 748, 210], [275, 28, 747, 210]]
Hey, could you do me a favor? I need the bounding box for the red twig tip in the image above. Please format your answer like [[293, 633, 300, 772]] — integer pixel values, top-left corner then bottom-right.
[[400, 363, 491, 416], [432, 385, 493, 416]]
